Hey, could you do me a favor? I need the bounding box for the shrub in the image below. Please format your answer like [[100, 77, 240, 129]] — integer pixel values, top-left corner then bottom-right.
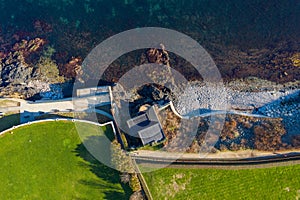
[[36, 56, 64, 83], [120, 132, 128, 149], [110, 140, 134, 173], [129, 174, 141, 192]]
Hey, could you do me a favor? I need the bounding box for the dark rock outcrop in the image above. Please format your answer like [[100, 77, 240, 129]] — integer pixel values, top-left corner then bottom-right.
[[0, 38, 64, 99]]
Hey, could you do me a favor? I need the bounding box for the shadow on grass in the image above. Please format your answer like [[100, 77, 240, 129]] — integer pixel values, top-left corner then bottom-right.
[[34, 113, 73, 120], [74, 136, 132, 200], [0, 113, 20, 132]]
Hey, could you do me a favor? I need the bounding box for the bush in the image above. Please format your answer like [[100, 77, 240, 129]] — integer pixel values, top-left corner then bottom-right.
[[121, 132, 128, 149], [36, 56, 64, 83], [110, 140, 134, 173], [129, 174, 141, 192], [130, 191, 145, 200], [253, 119, 286, 151], [120, 172, 130, 183]]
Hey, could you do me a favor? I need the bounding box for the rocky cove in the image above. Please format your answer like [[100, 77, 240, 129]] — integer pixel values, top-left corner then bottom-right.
[[0, 0, 300, 102]]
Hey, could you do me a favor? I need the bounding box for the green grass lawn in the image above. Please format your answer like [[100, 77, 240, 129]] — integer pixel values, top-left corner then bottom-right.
[[0, 121, 131, 199], [142, 165, 300, 200]]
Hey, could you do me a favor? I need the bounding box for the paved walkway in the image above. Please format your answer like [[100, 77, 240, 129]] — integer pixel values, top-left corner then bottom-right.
[[132, 149, 300, 170], [0, 86, 113, 123], [132, 149, 300, 159], [182, 109, 271, 119]]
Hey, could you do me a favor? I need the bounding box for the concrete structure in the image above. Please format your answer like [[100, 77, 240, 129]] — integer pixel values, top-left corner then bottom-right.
[[126, 106, 165, 145], [0, 86, 113, 123], [76, 86, 110, 97]]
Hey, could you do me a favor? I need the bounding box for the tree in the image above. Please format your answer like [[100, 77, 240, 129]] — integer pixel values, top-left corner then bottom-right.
[[36, 56, 64, 83]]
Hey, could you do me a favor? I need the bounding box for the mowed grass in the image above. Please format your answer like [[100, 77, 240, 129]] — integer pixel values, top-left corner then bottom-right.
[[143, 165, 300, 200], [0, 121, 131, 199]]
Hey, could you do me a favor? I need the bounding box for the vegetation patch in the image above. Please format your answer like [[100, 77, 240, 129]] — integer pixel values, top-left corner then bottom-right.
[[0, 100, 19, 107], [158, 107, 293, 153], [143, 165, 300, 200]]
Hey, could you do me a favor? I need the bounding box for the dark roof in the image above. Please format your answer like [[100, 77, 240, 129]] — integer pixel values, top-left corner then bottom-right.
[[138, 123, 163, 145], [126, 106, 164, 145]]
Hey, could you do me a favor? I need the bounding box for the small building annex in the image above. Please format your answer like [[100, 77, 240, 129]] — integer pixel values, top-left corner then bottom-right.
[[126, 106, 165, 146]]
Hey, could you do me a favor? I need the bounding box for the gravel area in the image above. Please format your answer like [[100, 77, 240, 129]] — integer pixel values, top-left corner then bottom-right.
[[174, 81, 300, 135]]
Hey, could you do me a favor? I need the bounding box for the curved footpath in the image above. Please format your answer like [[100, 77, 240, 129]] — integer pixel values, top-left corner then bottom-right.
[[166, 101, 271, 119], [0, 118, 116, 136]]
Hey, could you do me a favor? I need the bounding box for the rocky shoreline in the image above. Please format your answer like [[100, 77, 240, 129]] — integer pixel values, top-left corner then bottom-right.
[[172, 79, 300, 146], [113, 74, 300, 152], [175, 79, 300, 115]]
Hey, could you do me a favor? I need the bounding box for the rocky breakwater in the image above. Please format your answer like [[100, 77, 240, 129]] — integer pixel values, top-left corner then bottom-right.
[[0, 38, 65, 100]]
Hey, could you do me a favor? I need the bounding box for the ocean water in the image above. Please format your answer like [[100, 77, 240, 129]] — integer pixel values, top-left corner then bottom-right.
[[0, 0, 299, 49], [0, 0, 299, 85]]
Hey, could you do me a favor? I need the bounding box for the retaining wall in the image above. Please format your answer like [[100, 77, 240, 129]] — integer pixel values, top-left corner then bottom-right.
[[0, 118, 116, 136]]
